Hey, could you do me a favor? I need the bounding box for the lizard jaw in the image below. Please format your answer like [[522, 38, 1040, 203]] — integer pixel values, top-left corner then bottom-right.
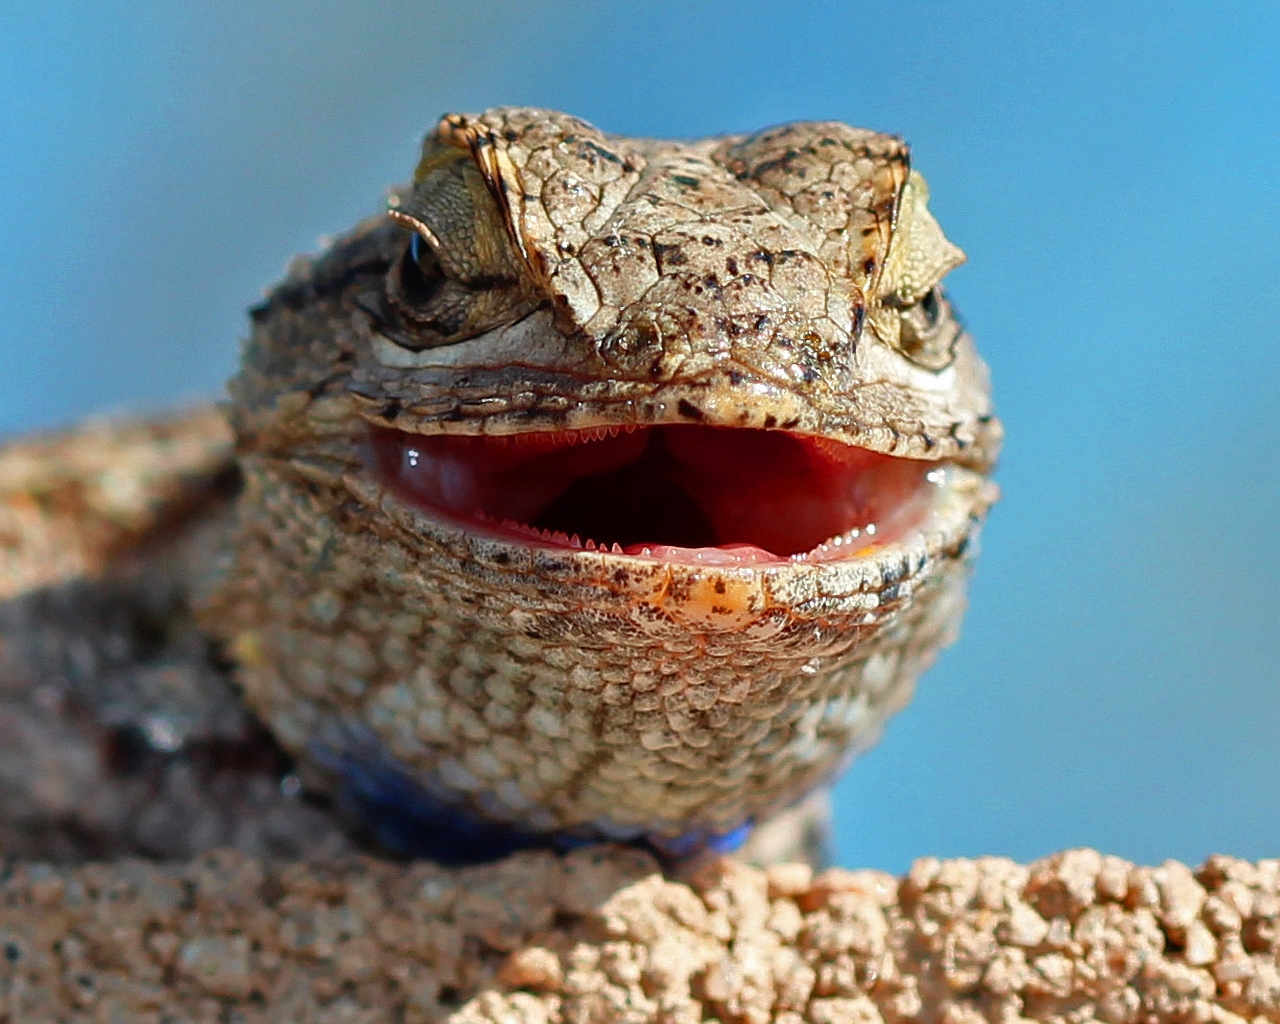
[[368, 423, 941, 568]]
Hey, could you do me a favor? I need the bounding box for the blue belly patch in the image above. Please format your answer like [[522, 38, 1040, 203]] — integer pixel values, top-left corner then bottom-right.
[[315, 738, 752, 865]]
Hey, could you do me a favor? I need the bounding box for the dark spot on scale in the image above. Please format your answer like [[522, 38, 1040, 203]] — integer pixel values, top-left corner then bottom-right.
[[781, 416, 801, 429], [652, 242, 687, 269], [747, 150, 799, 180], [381, 401, 401, 422], [863, 257, 877, 277], [726, 256, 740, 276], [576, 139, 623, 166], [604, 234, 624, 248], [612, 567, 631, 585], [713, 579, 726, 595], [672, 174, 700, 188], [728, 370, 744, 386], [503, 129, 519, 141], [678, 399, 705, 422], [852, 305, 865, 336], [763, 415, 777, 429], [492, 551, 511, 565], [521, 407, 568, 427], [750, 250, 775, 267], [702, 235, 722, 246]]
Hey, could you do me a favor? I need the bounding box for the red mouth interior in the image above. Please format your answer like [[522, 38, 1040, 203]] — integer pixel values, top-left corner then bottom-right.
[[370, 424, 934, 563]]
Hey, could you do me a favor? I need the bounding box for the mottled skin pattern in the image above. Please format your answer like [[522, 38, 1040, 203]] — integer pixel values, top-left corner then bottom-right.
[[200, 108, 1001, 856]]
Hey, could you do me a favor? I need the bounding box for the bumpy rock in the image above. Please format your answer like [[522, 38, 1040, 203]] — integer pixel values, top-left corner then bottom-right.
[[1, 847, 1276, 1022]]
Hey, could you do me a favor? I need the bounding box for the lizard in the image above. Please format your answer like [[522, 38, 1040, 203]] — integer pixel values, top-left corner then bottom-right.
[[0, 108, 1000, 866]]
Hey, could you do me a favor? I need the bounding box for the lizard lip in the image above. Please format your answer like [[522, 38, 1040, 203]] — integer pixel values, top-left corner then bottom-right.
[[370, 424, 940, 565]]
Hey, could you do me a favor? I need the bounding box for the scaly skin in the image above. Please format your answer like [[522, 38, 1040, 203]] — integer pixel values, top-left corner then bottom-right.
[[199, 108, 1001, 859]]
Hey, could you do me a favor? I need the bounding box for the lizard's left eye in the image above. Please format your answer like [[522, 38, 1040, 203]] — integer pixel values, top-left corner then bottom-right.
[[897, 287, 960, 371]]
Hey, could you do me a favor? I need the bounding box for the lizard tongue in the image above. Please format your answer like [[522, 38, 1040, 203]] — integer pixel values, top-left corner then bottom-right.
[[370, 424, 933, 560]]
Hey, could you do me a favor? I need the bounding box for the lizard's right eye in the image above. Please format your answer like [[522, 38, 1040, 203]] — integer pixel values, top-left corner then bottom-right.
[[377, 153, 534, 351], [400, 233, 447, 308], [386, 230, 475, 340]]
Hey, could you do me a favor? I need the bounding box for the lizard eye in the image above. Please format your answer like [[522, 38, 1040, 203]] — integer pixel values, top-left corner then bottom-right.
[[399, 232, 447, 308], [378, 151, 534, 352], [897, 286, 960, 371], [384, 218, 488, 343], [385, 225, 469, 339]]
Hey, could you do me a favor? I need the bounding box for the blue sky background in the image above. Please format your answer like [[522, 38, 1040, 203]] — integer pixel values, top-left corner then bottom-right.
[[3, 2, 1277, 872]]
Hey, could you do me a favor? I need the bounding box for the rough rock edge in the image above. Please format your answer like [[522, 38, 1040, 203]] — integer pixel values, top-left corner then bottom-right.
[[1, 846, 1276, 1023]]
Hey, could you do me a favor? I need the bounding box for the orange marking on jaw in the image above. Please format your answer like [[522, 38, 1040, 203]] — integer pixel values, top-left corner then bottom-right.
[[643, 568, 765, 631]]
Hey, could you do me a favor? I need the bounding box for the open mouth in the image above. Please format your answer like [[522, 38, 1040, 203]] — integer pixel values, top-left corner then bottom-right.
[[370, 424, 939, 566]]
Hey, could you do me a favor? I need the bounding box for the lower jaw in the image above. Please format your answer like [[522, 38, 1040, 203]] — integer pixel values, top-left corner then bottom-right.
[[221, 460, 984, 854], [439, 506, 933, 567]]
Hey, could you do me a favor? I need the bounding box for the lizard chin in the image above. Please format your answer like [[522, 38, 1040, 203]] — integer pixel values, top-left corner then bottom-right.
[[368, 424, 940, 567]]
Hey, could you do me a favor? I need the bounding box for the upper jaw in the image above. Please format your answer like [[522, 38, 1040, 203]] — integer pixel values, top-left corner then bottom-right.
[[348, 318, 999, 470]]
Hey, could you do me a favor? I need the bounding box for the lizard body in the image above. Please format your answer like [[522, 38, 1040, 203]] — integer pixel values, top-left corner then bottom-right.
[[1, 109, 999, 863]]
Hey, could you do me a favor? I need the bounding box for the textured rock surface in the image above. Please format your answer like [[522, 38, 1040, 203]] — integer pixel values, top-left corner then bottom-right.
[[1, 847, 1276, 1022]]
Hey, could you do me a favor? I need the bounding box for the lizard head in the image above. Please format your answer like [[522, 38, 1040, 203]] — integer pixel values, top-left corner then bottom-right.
[[211, 108, 1000, 855]]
